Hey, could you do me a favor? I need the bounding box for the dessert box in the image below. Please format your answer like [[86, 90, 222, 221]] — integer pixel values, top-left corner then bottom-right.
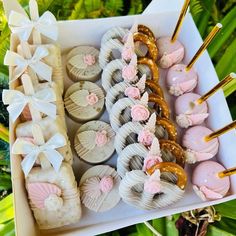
[[4, 0, 236, 235]]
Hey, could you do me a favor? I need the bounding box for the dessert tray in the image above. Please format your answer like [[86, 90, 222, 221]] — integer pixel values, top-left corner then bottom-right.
[[3, 0, 236, 235]]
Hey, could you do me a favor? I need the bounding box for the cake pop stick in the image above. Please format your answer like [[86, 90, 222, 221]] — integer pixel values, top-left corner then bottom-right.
[[175, 73, 236, 128], [183, 121, 236, 163], [167, 23, 222, 96], [156, 0, 190, 68], [192, 161, 234, 201]]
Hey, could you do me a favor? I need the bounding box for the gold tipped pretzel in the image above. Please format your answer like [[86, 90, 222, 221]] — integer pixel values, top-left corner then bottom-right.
[[159, 140, 185, 168], [147, 162, 187, 190], [148, 93, 170, 119], [138, 58, 159, 83], [133, 32, 158, 61], [145, 80, 164, 98], [138, 25, 156, 41], [156, 118, 177, 141]]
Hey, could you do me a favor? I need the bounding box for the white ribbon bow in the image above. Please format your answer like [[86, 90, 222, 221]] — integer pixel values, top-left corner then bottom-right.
[[4, 46, 52, 82], [8, 10, 58, 41], [12, 133, 66, 176], [2, 88, 57, 122]]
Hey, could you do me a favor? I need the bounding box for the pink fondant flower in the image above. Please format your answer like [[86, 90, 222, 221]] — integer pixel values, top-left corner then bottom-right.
[[131, 104, 150, 122], [122, 65, 137, 82], [95, 130, 108, 147], [86, 93, 98, 105], [143, 155, 163, 171], [99, 176, 114, 193], [83, 54, 96, 66], [138, 129, 155, 146], [122, 47, 134, 61], [124, 87, 141, 99]]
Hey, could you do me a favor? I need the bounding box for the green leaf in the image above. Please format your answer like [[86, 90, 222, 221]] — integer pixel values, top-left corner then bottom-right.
[[0, 194, 14, 224], [215, 37, 236, 80], [128, 0, 143, 15], [207, 225, 235, 236], [68, 0, 86, 19], [165, 216, 179, 236], [84, 0, 103, 18], [208, 6, 236, 58], [136, 223, 153, 236], [152, 217, 166, 235], [104, 0, 123, 17], [210, 217, 236, 236], [214, 200, 236, 220], [0, 219, 15, 236]]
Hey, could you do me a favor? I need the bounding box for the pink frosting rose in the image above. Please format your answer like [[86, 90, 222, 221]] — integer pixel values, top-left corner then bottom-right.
[[122, 47, 134, 61], [99, 176, 114, 193], [86, 93, 98, 105], [143, 155, 163, 171], [95, 130, 108, 147], [124, 87, 141, 99], [131, 104, 150, 122], [122, 65, 137, 82], [138, 129, 154, 146], [83, 54, 96, 66]]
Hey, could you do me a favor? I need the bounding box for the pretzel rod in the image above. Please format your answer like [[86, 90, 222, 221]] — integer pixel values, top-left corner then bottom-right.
[[31, 124, 51, 169], [29, 0, 42, 44], [21, 74, 41, 121]]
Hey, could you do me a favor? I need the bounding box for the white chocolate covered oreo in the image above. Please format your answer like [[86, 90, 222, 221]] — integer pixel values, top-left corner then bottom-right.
[[66, 46, 102, 82], [64, 81, 105, 122], [74, 121, 115, 164], [79, 165, 121, 212]]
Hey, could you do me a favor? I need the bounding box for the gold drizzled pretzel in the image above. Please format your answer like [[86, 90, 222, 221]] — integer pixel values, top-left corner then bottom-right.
[[138, 58, 159, 83], [159, 140, 185, 168], [138, 25, 156, 41], [148, 93, 170, 119], [145, 80, 164, 98], [133, 33, 158, 61], [147, 162, 187, 190], [156, 117, 177, 141]]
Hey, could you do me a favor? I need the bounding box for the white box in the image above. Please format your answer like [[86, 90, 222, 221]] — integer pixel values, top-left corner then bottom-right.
[[5, 0, 236, 235]]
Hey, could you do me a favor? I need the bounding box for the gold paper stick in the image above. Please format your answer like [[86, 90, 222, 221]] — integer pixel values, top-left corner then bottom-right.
[[218, 167, 236, 178], [196, 73, 236, 104], [205, 120, 236, 142], [171, 0, 190, 42], [186, 23, 222, 71]]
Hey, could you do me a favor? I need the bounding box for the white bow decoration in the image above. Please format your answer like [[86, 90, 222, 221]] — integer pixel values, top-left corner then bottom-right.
[[12, 133, 66, 176], [2, 88, 57, 122], [8, 10, 58, 41], [4, 46, 52, 82]]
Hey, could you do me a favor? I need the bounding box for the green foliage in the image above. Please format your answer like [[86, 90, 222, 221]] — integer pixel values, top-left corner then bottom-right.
[[128, 0, 143, 15]]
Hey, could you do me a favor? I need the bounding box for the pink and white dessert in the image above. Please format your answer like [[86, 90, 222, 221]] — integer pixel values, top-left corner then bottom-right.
[[192, 161, 230, 201], [182, 126, 219, 164], [156, 37, 185, 69], [175, 93, 209, 128], [166, 64, 198, 96]]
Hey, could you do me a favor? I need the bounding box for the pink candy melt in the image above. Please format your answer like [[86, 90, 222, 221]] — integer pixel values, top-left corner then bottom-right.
[[122, 65, 137, 82], [122, 47, 134, 61], [125, 87, 141, 99], [156, 37, 185, 69], [138, 129, 154, 146], [83, 54, 96, 66], [99, 176, 114, 193], [167, 64, 198, 93], [183, 125, 219, 156], [192, 161, 230, 198], [131, 104, 150, 122], [95, 130, 108, 147], [86, 93, 98, 105], [144, 179, 161, 194], [143, 155, 163, 171]]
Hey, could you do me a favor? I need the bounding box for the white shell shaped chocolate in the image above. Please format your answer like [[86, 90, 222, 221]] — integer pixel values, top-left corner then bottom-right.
[[27, 182, 62, 209], [77, 130, 97, 150], [80, 176, 102, 199]]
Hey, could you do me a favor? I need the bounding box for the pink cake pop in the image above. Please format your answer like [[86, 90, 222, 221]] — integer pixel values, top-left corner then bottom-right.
[[175, 73, 235, 128], [192, 161, 230, 201], [156, 0, 190, 69], [166, 23, 222, 96], [156, 37, 184, 69], [175, 93, 208, 128], [182, 126, 219, 164]]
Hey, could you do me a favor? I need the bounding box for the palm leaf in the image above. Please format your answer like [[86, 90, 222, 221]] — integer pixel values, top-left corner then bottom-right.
[[128, 0, 143, 15], [104, 0, 123, 17], [68, 0, 85, 19]]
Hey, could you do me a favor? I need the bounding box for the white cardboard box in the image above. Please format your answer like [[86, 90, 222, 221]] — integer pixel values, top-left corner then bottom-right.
[[4, 0, 236, 235]]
